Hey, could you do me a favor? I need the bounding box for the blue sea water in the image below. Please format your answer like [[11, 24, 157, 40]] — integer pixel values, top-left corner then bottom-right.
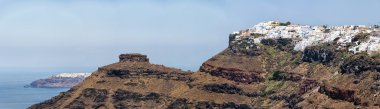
[[0, 72, 69, 109]]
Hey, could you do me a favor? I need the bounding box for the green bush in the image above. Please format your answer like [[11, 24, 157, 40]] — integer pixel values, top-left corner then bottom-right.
[[279, 21, 291, 26], [269, 71, 287, 80]]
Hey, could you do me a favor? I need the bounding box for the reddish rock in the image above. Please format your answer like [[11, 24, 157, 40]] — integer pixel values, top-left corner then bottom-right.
[[199, 63, 264, 83]]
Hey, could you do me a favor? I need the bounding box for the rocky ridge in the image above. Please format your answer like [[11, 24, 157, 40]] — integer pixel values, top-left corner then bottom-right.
[[30, 21, 380, 109]]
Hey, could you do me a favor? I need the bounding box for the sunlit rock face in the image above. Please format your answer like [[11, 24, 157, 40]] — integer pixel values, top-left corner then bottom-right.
[[230, 21, 380, 54]]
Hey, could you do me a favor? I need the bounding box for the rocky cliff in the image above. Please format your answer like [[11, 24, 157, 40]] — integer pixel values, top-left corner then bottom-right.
[[30, 21, 380, 109]]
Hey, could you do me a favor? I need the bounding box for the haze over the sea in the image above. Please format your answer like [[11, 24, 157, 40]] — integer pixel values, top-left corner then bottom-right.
[[1, 0, 380, 72]]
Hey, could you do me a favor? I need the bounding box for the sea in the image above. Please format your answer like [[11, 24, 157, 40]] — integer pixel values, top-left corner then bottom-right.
[[0, 72, 69, 109]]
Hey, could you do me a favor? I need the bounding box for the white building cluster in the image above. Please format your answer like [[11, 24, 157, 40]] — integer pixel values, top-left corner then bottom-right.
[[233, 21, 380, 54], [52, 73, 92, 78]]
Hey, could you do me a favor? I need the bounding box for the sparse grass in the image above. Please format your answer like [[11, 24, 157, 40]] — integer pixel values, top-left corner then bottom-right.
[[257, 96, 265, 102], [256, 42, 264, 47], [370, 53, 380, 59], [264, 80, 286, 93], [279, 58, 288, 66], [264, 46, 277, 57], [278, 52, 293, 66], [291, 53, 302, 65], [341, 53, 352, 59], [322, 80, 328, 86], [259, 90, 276, 97], [330, 73, 340, 81]]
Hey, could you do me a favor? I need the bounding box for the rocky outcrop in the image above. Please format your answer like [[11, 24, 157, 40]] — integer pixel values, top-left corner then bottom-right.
[[260, 38, 294, 51], [199, 63, 264, 83], [228, 36, 262, 56], [340, 54, 375, 75], [82, 88, 108, 102], [202, 83, 242, 94], [99, 62, 192, 82], [302, 44, 336, 64], [119, 53, 149, 62], [318, 85, 356, 102]]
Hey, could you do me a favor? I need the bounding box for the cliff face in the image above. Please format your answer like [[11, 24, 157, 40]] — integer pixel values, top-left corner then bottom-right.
[[199, 21, 380, 108], [30, 22, 380, 109]]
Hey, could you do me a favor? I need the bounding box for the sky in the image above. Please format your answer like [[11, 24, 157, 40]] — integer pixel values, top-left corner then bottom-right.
[[0, 0, 380, 73]]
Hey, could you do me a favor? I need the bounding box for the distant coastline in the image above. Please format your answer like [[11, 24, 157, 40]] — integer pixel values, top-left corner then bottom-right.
[[25, 73, 91, 88]]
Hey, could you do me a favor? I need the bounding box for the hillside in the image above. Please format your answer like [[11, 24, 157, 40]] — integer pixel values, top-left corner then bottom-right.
[[29, 21, 380, 109]]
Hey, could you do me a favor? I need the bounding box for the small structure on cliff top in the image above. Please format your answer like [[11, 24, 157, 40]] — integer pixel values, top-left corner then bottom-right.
[[119, 53, 149, 62]]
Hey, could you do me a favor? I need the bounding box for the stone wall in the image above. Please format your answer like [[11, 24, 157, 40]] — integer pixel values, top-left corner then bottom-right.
[[119, 53, 149, 62]]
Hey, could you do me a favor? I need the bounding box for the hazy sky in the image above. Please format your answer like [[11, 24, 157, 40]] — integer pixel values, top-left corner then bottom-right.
[[1, 0, 380, 73]]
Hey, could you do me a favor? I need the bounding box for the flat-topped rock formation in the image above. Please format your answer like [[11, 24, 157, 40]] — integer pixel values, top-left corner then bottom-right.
[[119, 53, 149, 62], [30, 22, 380, 109]]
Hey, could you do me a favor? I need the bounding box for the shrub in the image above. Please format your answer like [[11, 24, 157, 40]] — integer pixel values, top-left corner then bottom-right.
[[269, 71, 287, 80], [323, 29, 330, 33], [261, 38, 276, 46], [279, 21, 291, 26]]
